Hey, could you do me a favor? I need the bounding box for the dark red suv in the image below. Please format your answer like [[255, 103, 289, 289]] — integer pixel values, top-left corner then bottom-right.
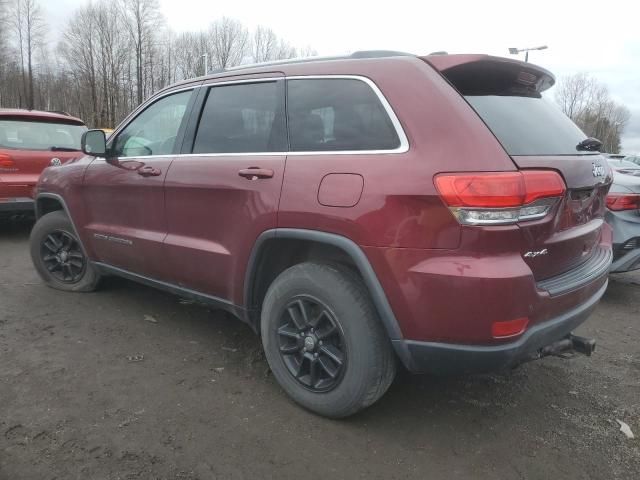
[[0, 109, 86, 217], [29, 52, 613, 417]]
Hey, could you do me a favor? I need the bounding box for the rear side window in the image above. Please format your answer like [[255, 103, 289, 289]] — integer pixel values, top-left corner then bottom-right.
[[192, 81, 286, 154], [466, 95, 588, 156], [287, 78, 400, 151], [0, 119, 86, 151]]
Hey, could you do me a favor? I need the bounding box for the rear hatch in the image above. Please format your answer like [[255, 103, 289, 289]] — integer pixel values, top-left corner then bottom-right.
[[0, 116, 86, 198], [426, 55, 612, 281]]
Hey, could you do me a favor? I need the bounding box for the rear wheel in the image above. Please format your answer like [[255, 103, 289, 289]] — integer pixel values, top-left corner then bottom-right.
[[30, 210, 100, 292], [261, 262, 396, 418]]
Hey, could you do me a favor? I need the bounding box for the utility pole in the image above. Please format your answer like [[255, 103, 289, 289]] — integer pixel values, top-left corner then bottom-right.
[[202, 53, 208, 76], [508, 45, 548, 63]]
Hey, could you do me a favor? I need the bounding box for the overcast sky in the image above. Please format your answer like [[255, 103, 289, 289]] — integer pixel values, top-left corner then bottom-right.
[[44, 0, 640, 152]]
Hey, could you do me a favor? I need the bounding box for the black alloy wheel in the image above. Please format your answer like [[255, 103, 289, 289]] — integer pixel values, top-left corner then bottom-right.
[[277, 295, 347, 392], [40, 230, 86, 283]]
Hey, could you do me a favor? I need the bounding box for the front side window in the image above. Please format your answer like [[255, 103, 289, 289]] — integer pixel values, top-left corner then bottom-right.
[[192, 81, 286, 154], [0, 120, 86, 151], [287, 78, 400, 152], [111, 90, 192, 158]]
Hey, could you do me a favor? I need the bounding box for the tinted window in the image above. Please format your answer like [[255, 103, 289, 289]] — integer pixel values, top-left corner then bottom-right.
[[0, 120, 86, 151], [192, 82, 285, 154], [112, 90, 192, 158], [287, 79, 400, 151], [466, 95, 588, 156]]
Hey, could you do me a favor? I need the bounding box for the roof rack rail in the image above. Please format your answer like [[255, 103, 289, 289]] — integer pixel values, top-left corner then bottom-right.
[[350, 50, 414, 58], [221, 50, 416, 74]]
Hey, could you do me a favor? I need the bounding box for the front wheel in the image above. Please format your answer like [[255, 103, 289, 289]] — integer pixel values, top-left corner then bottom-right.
[[261, 262, 396, 418], [30, 210, 100, 292]]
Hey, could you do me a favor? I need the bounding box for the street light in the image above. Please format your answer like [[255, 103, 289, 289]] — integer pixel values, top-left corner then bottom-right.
[[202, 53, 208, 76], [508, 45, 548, 63]]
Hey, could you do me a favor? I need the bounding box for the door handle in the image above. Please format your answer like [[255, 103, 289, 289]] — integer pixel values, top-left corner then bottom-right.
[[238, 167, 274, 180], [137, 165, 161, 177]]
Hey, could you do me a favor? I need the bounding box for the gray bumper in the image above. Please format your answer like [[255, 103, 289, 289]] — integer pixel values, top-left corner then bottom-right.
[[0, 197, 35, 214], [393, 280, 608, 375], [606, 209, 640, 273], [611, 247, 640, 273]]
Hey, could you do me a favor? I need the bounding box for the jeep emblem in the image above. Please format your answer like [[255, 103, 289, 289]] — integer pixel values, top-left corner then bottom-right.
[[592, 162, 605, 177]]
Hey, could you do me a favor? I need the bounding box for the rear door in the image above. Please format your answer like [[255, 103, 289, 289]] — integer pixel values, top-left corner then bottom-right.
[[162, 75, 286, 302], [429, 56, 612, 280]]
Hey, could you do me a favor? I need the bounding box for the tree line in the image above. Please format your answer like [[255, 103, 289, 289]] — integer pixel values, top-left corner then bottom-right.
[[0, 0, 631, 151], [0, 0, 315, 128], [554, 73, 630, 153]]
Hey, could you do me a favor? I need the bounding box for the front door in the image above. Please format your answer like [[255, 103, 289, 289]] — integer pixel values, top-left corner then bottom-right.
[[163, 77, 287, 303], [82, 88, 197, 279]]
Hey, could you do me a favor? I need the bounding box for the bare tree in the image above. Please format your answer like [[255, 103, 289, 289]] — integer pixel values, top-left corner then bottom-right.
[[251, 26, 296, 63], [298, 45, 318, 58], [59, 3, 99, 125], [174, 31, 208, 78], [209, 17, 248, 69], [555, 73, 631, 153], [251, 26, 278, 63], [95, 2, 131, 125], [0, 5, 316, 127], [10, 0, 46, 109], [120, 0, 162, 104]]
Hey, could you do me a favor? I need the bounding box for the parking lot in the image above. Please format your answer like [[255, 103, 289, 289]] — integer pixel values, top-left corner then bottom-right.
[[0, 218, 639, 479]]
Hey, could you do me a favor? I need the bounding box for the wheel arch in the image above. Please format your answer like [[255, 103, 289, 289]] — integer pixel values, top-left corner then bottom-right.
[[244, 229, 405, 343], [35, 194, 65, 219], [35, 193, 88, 256]]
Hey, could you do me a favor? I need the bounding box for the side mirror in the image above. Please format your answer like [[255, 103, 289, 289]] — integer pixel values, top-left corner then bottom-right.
[[81, 129, 107, 157]]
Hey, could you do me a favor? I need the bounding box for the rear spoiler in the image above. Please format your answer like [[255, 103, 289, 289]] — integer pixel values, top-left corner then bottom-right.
[[422, 54, 555, 95]]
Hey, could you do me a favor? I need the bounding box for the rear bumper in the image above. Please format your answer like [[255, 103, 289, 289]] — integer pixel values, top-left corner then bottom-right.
[[393, 280, 608, 374], [607, 210, 640, 272], [611, 246, 640, 273], [0, 197, 34, 214]]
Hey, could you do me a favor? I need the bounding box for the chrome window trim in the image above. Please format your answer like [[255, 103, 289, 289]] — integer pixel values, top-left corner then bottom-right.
[[104, 74, 409, 160], [285, 75, 409, 155]]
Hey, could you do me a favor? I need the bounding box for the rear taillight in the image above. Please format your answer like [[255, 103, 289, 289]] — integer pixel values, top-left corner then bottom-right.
[[434, 170, 566, 225], [606, 193, 640, 211], [0, 153, 15, 168]]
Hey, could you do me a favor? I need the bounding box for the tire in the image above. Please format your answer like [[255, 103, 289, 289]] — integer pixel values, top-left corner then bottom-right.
[[261, 262, 396, 418], [30, 210, 100, 292]]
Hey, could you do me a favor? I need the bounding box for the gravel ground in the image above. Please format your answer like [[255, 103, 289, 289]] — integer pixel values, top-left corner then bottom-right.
[[1, 218, 639, 479]]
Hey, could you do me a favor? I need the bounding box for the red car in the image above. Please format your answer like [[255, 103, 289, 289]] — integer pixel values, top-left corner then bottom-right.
[[29, 52, 613, 417], [0, 109, 86, 217]]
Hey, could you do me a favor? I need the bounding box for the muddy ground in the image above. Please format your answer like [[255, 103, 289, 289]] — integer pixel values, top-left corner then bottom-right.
[[1, 218, 639, 479]]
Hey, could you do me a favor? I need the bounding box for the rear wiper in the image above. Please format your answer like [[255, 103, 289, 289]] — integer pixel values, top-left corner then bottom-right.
[[576, 137, 602, 152], [50, 146, 80, 152]]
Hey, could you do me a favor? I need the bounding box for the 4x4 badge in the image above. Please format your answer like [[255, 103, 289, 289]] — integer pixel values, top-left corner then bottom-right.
[[592, 162, 605, 177], [524, 248, 548, 258]]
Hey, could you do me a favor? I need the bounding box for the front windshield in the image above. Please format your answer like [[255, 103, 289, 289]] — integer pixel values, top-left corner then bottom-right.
[[0, 119, 87, 151]]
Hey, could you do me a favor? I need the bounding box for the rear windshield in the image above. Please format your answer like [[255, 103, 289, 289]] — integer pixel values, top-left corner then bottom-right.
[[609, 160, 640, 170], [0, 119, 86, 151], [465, 95, 589, 156]]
